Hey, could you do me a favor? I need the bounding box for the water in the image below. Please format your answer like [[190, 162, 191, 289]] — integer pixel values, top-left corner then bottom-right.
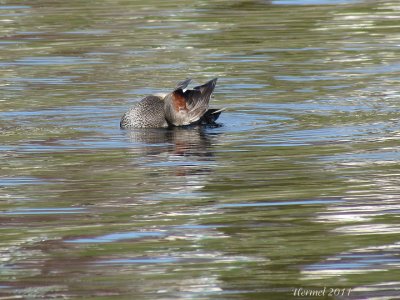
[[1, 0, 400, 299]]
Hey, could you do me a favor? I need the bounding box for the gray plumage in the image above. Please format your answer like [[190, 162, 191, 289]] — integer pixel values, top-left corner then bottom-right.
[[120, 78, 222, 129], [120, 95, 168, 128]]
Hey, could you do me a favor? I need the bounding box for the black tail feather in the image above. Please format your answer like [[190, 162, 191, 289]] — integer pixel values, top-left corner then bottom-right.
[[198, 108, 223, 125]]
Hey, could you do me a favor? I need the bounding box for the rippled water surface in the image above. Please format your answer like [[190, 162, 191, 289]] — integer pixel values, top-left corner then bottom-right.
[[1, 0, 400, 299]]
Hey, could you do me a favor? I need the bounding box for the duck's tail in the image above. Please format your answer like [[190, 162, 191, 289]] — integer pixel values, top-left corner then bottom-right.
[[199, 107, 225, 125]]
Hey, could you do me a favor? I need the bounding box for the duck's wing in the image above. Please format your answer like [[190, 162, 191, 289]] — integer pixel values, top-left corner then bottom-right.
[[165, 78, 218, 126], [175, 78, 192, 91], [183, 78, 218, 123]]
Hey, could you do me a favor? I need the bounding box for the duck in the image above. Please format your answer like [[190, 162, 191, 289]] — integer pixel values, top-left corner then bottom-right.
[[120, 78, 223, 129]]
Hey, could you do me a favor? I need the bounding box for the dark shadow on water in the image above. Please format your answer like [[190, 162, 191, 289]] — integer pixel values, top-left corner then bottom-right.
[[122, 125, 221, 158]]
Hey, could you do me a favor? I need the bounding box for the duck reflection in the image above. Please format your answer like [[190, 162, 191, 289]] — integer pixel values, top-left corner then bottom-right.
[[122, 126, 221, 200], [124, 126, 218, 158]]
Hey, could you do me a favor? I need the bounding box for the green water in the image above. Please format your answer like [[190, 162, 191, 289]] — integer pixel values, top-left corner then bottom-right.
[[1, 0, 400, 299]]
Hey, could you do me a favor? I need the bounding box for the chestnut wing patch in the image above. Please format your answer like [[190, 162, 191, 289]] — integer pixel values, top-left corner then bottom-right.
[[171, 90, 189, 113]]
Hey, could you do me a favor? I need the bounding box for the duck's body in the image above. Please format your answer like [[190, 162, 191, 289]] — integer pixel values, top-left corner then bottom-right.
[[120, 78, 222, 129], [120, 95, 168, 128]]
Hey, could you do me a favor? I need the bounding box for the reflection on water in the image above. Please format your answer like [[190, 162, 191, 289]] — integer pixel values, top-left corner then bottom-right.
[[218, 199, 342, 208], [1, 0, 400, 298], [1, 207, 86, 215], [124, 126, 216, 157], [67, 231, 165, 243], [303, 242, 400, 295], [273, 0, 360, 5]]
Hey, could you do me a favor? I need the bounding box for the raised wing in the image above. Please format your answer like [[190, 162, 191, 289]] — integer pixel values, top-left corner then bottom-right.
[[164, 78, 218, 126]]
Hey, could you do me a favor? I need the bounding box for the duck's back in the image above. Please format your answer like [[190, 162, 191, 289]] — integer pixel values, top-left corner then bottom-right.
[[120, 96, 168, 129]]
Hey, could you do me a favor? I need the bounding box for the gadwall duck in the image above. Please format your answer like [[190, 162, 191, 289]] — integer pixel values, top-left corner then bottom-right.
[[120, 78, 223, 129]]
